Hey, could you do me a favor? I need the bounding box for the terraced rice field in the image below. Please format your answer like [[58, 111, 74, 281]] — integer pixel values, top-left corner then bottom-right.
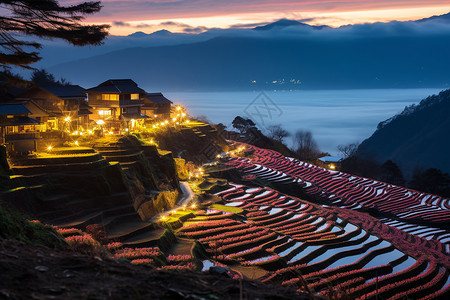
[[177, 182, 450, 298], [221, 144, 450, 250]]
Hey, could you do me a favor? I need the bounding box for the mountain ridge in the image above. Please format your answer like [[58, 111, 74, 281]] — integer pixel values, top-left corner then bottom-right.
[[47, 33, 450, 91], [358, 89, 450, 176]]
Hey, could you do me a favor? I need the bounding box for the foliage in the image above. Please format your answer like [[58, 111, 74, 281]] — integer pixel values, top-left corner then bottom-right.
[[154, 190, 179, 214], [174, 158, 189, 181], [337, 142, 359, 159], [31, 68, 71, 86], [0, 0, 109, 69], [409, 168, 450, 198], [85, 224, 107, 244], [0, 203, 66, 248], [267, 125, 290, 143], [65, 233, 104, 255], [56, 227, 83, 237], [292, 130, 321, 160], [232, 116, 257, 134], [379, 160, 406, 186]]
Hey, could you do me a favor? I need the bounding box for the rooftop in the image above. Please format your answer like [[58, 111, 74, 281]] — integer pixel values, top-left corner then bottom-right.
[[144, 92, 173, 104], [87, 79, 145, 94], [0, 103, 31, 115], [40, 84, 86, 99], [318, 156, 342, 163]]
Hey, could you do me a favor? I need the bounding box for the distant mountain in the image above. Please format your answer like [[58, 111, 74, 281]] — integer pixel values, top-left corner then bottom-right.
[[21, 14, 450, 80], [253, 19, 329, 31], [358, 89, 450, 176], [416, 12, 450, 23], [47, 31, 450, 91]]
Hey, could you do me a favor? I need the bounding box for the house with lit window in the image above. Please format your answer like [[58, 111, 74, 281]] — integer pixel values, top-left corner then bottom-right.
[[141, 92, 173, 121], [86, 79, 149, 130], [15, 84, 91, 132], [316, 156, 342, 171], [0, 103, 40, 154]]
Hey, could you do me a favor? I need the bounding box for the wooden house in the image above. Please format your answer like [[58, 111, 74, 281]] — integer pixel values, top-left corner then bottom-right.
[[15, 84, 90, 132], [0, 103, 40, 154], [142, 92, 173, 121], [86, 79, 148, 130], [316, 156, 342, 171]]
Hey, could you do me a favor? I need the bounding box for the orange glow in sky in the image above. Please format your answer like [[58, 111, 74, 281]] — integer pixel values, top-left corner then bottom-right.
[[76, 1, 450, 35]]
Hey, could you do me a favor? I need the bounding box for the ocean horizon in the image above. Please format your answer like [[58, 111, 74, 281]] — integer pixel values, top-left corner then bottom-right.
[[165, 88, 443, 156]]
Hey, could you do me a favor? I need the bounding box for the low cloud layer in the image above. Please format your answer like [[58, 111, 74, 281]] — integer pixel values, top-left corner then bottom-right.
[[112, 20, 210, 33]]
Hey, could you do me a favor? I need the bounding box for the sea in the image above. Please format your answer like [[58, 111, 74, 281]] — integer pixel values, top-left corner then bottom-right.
[[165, 89, 442, 156]]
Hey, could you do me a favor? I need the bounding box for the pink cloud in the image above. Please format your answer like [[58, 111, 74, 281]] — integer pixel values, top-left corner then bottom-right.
[[86, 0, 450, 22]]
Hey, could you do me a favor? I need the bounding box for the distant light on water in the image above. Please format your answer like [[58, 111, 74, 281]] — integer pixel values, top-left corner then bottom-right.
[[165, 88, 442, 155]]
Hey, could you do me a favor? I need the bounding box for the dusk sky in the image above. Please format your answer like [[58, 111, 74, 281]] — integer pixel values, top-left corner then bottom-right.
[[67, 0, 450, 35]]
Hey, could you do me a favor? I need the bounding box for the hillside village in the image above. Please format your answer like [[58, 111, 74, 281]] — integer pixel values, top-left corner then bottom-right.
[[1, 76, 450, 299], [0, 78, 179, 154]]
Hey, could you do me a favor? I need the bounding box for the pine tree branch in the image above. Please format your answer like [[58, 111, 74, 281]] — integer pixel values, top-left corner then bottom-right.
[[0, 0, 109, 69]]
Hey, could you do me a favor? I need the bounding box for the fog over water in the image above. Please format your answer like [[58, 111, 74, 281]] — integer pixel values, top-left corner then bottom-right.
[[165, 89, 442, 156]]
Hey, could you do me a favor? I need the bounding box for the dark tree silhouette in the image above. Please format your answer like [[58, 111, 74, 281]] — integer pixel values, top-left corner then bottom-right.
[[337, 142, 359, 159], [31, 69, 56, 85], [0, 0, 109, 69], [31, 68, 71, 86], [293, 130, 320, 160], [232, 116, 257, 134], [267, 124, 290, 143], [379, 160, 405, 186], [409, 168, 450, 198]]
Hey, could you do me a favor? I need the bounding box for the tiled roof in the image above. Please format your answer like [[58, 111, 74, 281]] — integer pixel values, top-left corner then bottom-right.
[[40, 84, 86, 98], [0, 103, 31, 115], [87, 79, 144, 94], [144, 92, 173, 104]]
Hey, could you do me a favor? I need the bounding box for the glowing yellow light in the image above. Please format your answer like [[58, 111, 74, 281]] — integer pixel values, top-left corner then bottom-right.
[[74, 141, 79, 146], [47, 146, 52, 151], [154, 115, 157, 118], [152, 125, 156, 128], [217, 154, 221, 158], [330, 164, 336, 170], [176, 122, 179, 125], [88, 130, 93, 134], [172, 118, 177, 122], [191, 203, 196, 209], [64, 116, 71, 122], [181, 113, 186, 117], [125, 128, 129, 132], [198, 168, 203, 172], [108, 131, 113, 135], [160, 215, 166, 221], [96, 120, 105, 125], [79, 132, 83, 136], [176, 106, 181, 111], [165, 120, 169, 124]]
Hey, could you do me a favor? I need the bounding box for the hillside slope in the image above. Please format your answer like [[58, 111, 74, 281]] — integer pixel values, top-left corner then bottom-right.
[[357, 89, 450, 176]]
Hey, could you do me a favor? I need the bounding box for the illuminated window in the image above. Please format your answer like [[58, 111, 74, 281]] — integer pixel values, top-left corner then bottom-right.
[[130, 94, 139, 100], [98, 110, 111, 116], [101, 94, 119, 101]]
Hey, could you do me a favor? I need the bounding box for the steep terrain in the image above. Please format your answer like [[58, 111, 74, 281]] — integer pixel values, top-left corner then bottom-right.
[[357, 89, 450, 176]]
